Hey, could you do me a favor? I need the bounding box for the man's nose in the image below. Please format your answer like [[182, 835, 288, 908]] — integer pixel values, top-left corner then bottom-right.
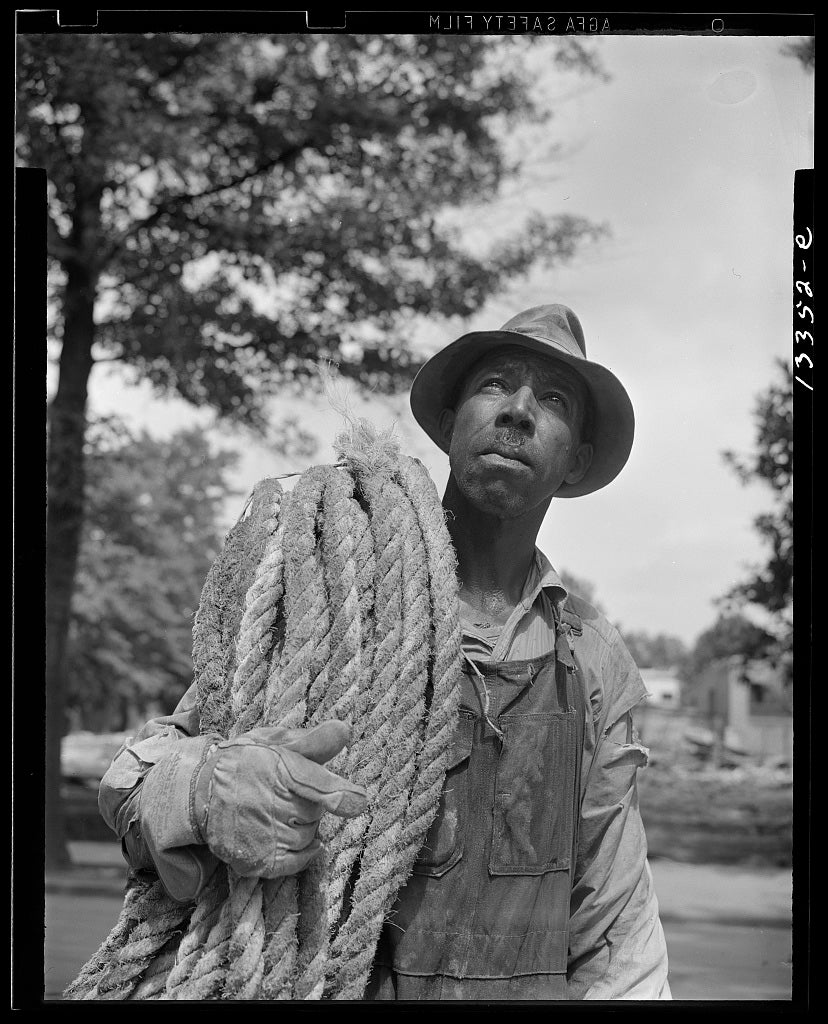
[[495, 386, 536, 434]]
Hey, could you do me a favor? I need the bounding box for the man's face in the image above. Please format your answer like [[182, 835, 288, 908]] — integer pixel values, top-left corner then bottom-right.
[[440, 346, 594, 519]]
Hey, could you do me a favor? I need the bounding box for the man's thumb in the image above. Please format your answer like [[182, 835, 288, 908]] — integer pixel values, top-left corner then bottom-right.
[[275, 719, 352, 766]]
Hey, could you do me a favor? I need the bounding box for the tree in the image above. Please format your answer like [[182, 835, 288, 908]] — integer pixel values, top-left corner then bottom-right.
[[680, 613, 771, 686], [19, 33, 609, 866], [67, 417, 240, 732], [781, 37, 814, 72], [719, 359, 793, 683], [557, 569, 605, 613], [555, 575, 690, 671], [621, 631, 688, 671]]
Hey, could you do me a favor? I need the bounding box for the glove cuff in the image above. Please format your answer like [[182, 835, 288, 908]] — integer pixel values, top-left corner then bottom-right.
[[138, 734, 220, 850], [137, 733, 223, 903], [191, 740, 224, 844]]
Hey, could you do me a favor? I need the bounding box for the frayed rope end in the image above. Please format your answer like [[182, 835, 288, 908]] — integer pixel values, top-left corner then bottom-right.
[[333, 418, 401, 482], [323, 364, 401, 482]]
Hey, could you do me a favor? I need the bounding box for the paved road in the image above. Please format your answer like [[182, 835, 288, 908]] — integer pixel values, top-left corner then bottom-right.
[[662, 918, 791, 1001], [41, 844, 793, 1001], [651, 858, 792, 927], [652, 858, 792, 1001], [45, 892, 127, 1000]]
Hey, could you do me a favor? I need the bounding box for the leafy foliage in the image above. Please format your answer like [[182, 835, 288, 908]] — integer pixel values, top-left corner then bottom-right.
[[719, 360, 793, 683], [557, 568, 605, 613], [556, 570, 688, 670], [621, 631, 688, 671], [679, 614, 772, 686], [20, 32, 608, 423], [66, 417, 240, 730], [781, 37, 814, 71]]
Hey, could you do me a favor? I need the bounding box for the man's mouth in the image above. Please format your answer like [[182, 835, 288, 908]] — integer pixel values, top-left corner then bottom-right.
[[479, 445, 532, 468]]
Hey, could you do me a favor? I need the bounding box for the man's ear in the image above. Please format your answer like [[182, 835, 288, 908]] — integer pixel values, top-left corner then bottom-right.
[[564, 442, 593, 486], [438, 408, 456, 448]]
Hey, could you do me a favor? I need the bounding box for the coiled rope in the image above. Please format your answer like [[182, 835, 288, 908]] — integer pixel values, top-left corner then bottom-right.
[[65, 419, 462, 1000]]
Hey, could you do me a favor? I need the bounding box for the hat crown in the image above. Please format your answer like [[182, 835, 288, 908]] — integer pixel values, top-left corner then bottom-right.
[[500, 303, 587, 359]]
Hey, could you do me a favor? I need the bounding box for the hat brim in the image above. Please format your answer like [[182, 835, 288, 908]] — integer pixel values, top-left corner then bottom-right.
[[409, 330, 635, 498]]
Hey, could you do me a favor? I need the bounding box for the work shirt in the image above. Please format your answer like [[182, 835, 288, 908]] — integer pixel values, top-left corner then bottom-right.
[[98, 549, 671, 1000]]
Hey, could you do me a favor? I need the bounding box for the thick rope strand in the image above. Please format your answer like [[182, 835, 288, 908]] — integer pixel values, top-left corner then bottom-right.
[[230, 481, 285, 734], [91, 884, 189, 1000], [128, 939, 181, 1000], [259, 467, 328, 998], [293, 468, 367, 999], [397, 456, 463, 858], [312, 492, 378, 940], [163, 868, 228, 998], [325, 476, 432, 996], [221, 481, 284, 1000]]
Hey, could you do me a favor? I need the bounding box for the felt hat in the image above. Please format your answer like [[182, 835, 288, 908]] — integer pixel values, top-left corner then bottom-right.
[[409, 303, 635, 497]]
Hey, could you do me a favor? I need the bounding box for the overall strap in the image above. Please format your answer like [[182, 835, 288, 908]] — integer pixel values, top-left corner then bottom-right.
[[551, 598, 586, 881], [560, 601, 584, 637], [553, 599, 583, 670]]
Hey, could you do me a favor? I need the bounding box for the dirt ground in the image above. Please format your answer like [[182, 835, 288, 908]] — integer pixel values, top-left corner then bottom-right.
[[638, 761, 793, 868]]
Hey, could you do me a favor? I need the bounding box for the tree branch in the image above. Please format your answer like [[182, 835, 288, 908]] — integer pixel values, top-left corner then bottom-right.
[[99, 142, 307, 266], [189, 144, 306, 201]]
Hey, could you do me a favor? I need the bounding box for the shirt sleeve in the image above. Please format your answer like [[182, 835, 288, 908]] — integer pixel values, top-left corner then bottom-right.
[[98, 682, 201, 838], [97, 682, 222, 900], [567, 638, 671, 1000]]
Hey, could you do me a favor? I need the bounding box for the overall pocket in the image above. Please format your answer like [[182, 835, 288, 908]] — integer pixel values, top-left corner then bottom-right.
[[412, 709, 475, 877], [489, 711, 578, 876]]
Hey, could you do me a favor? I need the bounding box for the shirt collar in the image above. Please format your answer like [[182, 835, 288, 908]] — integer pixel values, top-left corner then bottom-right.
[[463, 548, 570, 661], [522, 548, 569, 617], [460, 548, 569, 644]]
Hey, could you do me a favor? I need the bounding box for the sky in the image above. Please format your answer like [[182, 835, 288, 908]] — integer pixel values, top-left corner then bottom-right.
[[75, 33, 813, 647]]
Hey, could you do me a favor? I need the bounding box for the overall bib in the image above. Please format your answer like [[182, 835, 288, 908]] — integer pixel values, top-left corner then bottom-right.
[[367, 619, 587, 1000]]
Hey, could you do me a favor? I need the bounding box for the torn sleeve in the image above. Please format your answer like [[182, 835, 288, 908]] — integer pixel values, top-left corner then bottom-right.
[[567, 636, 671, 1000]]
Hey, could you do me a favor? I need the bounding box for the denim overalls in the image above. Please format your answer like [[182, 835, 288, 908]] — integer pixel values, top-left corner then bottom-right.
[[367, 612, 586, 999]]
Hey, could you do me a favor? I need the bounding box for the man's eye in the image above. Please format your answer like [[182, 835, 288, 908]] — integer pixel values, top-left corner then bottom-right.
[[542, 392, 568, 409], [482, 378, 507, 391]]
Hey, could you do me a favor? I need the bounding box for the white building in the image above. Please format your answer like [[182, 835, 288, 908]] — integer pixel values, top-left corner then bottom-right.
[[639, 668, 682, 708]]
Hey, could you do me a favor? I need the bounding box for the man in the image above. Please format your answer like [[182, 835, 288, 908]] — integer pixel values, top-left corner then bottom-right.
[[99, 303, 671, 1000]]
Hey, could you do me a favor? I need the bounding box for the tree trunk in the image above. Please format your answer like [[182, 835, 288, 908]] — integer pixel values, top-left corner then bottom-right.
[[45, 250, 97, 870]]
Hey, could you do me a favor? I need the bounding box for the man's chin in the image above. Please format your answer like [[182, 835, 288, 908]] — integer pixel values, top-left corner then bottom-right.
[[449, 463, 560, 520], [464, 481, 537, 520]]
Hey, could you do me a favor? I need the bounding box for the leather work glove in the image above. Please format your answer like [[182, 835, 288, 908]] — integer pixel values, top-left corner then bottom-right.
[[196, 720, 368, 877], [137, 719, 367, 901]]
